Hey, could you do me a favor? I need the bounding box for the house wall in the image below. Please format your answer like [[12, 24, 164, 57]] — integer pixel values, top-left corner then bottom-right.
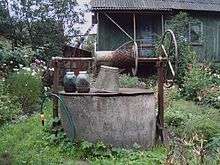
[[191, 13, 220, 62], [97, 13, 133, 51], [96, 12, 220, 62], [97, 13, 162, 52]]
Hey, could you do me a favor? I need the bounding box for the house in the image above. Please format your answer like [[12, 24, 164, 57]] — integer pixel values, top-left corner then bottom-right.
[[90, 0, 220, 62]]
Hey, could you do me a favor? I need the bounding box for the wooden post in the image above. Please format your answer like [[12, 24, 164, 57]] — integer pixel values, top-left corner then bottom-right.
[[161, 14, 165, 34], [52, 58, 60, 118], [133, 13, 136, 42], [156, 59, 165, 143]]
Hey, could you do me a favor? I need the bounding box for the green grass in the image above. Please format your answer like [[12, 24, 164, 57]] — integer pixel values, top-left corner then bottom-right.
[[165, 100, 220, 140], [0, 102, 167, 165], [1, 99, 219, 164], [0, 103, 73, 164]]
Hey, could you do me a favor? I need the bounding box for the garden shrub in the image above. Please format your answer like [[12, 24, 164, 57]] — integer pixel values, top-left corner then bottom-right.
[[180, 66, 213, 100], [0, 81, 21, 125], [210, 63, 220, 75], [182, 115, 219, 140], [0, 37, 38, 77], [162, 12, 198, 86], [198, 86, 220, 109], [165, 100, 220, 140], [141, 75, 157, 89], [5, 70, 42, 113], [119, 74, 146, 88]]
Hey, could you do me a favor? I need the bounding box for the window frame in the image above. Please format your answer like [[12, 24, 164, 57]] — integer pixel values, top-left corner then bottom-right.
[[188, 21, 203, 45]]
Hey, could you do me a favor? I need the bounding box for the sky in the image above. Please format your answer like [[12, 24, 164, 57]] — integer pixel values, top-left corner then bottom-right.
[[76, 0, 95, 35]]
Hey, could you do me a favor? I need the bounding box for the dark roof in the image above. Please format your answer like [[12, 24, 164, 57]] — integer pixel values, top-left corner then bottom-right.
[[90, 0, 220, 12]]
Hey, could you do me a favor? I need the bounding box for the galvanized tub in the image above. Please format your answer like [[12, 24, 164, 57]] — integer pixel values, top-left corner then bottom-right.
[[59, 88, 156, 148]]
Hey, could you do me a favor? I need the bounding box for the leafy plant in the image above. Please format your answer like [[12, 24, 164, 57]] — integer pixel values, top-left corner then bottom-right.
[[0, 80, 21, 125], [198, 86, 220, 109], [0, 41, 36, 76], [180, 65, 213, 100], [119, 74, 146, 88], [163, 12, 198, 86], [206, 133, 220, 156], [165, 100, 220, 140], [5, 70, 42, 113]]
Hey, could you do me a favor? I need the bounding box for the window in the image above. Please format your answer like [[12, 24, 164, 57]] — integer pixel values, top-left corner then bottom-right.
[[189, 21, 203, 44]]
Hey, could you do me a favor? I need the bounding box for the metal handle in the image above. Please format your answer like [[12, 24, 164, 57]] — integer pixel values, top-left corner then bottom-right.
[[132, 41, 139, 76], [160, 29, 178, 88]]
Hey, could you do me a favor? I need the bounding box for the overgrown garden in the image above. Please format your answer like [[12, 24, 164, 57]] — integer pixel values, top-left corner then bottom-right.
[[0, 1, 219, 163]]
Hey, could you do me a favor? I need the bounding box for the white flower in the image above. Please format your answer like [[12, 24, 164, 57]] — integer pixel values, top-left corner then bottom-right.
[[31, 71, 37, 76], [218, 96, 220, 101], [22, 67, 31, 72], [10, 61, 13, 64], [13, 68, 19, 72], [19, 64, 24, 68], [44, 87, 48, 91]]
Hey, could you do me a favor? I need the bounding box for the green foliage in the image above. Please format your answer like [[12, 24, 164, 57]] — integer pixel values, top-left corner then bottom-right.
[[92, 147, 167, 165], [206, 133, 220, 156], [6, 70, 42, 112], [179, 64, 220, 108], [76, 140, 113, 159], [119, 74, 145, 88], [198, 86, 220, 109], [0, 102, 168, 164], [165, 12, 198, 86], [165, 100, 220, 164], [176, 44, 197, 86], [0, 37, 37, 76], [0, 98, 219, 164], [165, 100, 220, 140], [83, 35, 96, 55], [0, 0, 85, 63], [141, 75, 157, 89], [0, 81, 21, 125], [210, 63, 220, 74], [180, 66, 213, 100], [30, 19, 67, 61]]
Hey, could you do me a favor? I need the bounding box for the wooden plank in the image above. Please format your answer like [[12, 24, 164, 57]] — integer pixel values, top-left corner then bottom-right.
[[52, 57, 94, 61], [138, 57, 167, 62]]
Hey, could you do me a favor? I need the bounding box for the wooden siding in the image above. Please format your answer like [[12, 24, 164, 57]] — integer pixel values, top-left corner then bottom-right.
[[97, 13, 162, 56], [97, 13, 133, 51], [97, 12, 220, 61], [192, 14, 220, 62]]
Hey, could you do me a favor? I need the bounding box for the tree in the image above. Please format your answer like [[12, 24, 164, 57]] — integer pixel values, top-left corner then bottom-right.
[[0, 0, 85, 61]]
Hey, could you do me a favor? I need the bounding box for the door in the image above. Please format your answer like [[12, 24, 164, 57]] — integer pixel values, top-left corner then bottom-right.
[[137, 15, 158, 57]]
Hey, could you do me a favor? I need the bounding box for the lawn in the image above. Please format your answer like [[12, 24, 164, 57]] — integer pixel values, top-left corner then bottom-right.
[[0, 102, 167, 165], [0, 100, 219, 164]]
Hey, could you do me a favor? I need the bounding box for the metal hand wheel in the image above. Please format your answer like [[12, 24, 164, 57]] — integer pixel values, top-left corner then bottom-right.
[[132, 41, 138, 76], [160, 29, 178, 88]]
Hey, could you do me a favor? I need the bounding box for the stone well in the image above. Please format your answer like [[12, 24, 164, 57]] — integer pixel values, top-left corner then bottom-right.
[[59, 88, 156, 148]]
